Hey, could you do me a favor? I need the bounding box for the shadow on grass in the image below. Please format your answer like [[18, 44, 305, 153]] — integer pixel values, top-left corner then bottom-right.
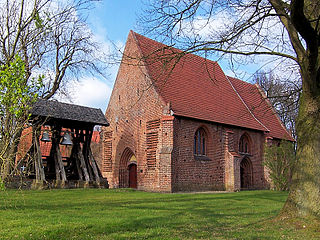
[[1, 189, 294, 239]]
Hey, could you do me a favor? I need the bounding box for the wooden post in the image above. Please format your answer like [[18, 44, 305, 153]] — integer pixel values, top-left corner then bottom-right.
[[70, 139, 83, 180], [50, 140, 61, 180], [83, 129, 94, 181], [82, 128, 102, 183], [75, 154, 83, 180], [73, 129, 90, 182], [51, 126, 67, 182], [88, 147, 100, 183], [56, 142, 67, 181], [76, 142, 90, 182]]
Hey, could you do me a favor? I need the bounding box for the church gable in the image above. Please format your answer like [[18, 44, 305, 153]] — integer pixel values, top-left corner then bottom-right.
[[102, 31, 172, 191]]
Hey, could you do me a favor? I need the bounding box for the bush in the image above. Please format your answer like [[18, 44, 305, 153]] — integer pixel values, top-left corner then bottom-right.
[[264, 140, 296, 191], [0, 176, 5, 191]]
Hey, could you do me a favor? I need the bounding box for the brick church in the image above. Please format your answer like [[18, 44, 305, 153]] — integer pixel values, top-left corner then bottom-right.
[[101, 31, 293, 192]]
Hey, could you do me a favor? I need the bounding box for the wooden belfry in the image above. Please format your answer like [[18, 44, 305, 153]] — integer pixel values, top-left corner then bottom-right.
[[27, 99, 109, 187]]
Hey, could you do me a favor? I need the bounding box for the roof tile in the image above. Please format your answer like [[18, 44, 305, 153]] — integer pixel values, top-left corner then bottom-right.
[[131, 31, 293, 140]]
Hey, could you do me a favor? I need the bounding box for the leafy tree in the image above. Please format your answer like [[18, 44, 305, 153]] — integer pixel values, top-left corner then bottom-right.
[[141, 1, 320, 218], [0, 56, 43, 181]]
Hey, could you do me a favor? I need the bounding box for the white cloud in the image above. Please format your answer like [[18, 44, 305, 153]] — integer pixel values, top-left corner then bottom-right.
[[181, 11, 234, 40], [71, 77, 112, 111], [56, 77, 112, 112]]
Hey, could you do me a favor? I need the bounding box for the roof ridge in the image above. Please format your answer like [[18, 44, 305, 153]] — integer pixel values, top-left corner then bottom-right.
[[225, 76, 270, 132], [43, 99, 102, 111], [227, 75, 254, 86], [131, 31, 219, 66]]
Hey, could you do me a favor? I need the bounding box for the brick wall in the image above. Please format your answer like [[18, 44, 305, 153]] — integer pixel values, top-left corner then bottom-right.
[[172, 117, 225, 191], [226, 126, 267, 190], [171, 116, 267, 192]]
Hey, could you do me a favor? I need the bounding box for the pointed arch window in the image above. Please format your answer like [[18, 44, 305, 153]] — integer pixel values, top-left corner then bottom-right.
[[239, 134, 250, 153], [194, 128, 206, 155]]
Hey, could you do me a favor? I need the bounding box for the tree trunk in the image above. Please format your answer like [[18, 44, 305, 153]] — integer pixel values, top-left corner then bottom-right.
[[0, 155, 11, 180], [10, 127, 24, 175], [281, 71, 320, 218], [33, 127, 45, 181]]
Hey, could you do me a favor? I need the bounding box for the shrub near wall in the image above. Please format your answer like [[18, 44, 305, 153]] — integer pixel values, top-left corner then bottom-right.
[[264, 141, 296, 191], [0, 176, 5, 191]]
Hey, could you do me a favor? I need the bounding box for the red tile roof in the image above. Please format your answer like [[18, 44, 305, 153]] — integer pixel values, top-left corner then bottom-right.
[[228, 76, 294, 141], [130, 31, 293, 140]]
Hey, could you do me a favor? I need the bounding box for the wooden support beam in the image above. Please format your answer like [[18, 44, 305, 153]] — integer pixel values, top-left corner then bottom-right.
[[51, 127, 67, 181], [88, 147, 100, 183], [50, 141, 60, 180], [82, 129, 94, 181], [70, 141, 83, 180], [72, 128, 90, 182], [76, 142, 90, 182], [55, 142, 67, 181], [81, 127, 103, 183], [75, 155, 84, 180]]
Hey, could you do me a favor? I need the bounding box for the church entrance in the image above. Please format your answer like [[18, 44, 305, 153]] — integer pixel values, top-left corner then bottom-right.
[[119, 148, 137, 188], [128, 163, 137, 188], [240, 157, 253, 189]]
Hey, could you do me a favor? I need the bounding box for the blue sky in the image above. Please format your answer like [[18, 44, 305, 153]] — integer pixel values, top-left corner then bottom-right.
[[66, 0, 145, 111], [88, 1, 144, 43]]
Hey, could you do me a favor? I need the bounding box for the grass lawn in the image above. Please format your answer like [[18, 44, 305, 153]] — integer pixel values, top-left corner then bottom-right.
[[0, 189, 319, 239]]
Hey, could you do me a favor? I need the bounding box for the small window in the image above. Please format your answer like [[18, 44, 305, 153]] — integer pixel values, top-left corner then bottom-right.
[[194, 128, 206, 155], [239, 134, 250, 153]]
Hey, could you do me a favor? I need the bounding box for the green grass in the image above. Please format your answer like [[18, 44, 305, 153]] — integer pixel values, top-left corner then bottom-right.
[[0, 189, 319, 239]]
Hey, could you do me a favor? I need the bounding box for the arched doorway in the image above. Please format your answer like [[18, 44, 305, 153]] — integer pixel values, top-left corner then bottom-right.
[[119, 148, 137, 188], [240, 157, 253, 189]]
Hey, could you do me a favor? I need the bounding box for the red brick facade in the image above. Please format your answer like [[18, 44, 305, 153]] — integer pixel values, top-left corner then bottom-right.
[[102, 32, 170, 191], [102, 31, 292, 192]]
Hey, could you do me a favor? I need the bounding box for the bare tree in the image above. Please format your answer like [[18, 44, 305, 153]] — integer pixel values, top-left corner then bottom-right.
[[254, 71, 300, 140], [0, 0, 107, 180], [0, 0, 106, 99], [140, 1, 320, 218]]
